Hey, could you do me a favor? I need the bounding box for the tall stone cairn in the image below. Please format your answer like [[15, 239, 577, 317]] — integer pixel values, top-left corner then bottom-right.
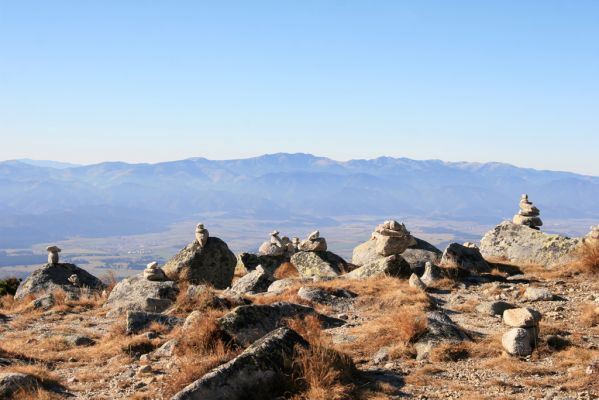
[[512, 194, 543, 230]]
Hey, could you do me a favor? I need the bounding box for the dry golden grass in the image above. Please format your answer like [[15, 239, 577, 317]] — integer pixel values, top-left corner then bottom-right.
[[573, 241, 599, 275], [161, 308, 238, 397], [274, 262, 299, 279], [172, 283, 223, 315], [100, 270, 118, 296], [580, 303, 599, 327]]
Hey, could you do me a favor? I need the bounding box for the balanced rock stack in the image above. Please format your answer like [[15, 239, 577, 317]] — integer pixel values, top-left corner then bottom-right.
[[512, 194, 543, 230], [195, 223, 209, 247], [372, 220, 417, 256], [501, 307, 542, 356], [584, 225, 599, 246], [258, 231, 286, 257], [290, 231, 347, 279], [143, 261, 168, 282], [46, 246, 61, 264], [298, 231, 327, 252], [163, 223, 236, 289]]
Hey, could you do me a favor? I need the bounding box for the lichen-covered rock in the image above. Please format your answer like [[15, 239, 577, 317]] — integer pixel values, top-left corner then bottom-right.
[[297, 286, 356, 307], [266, 278, 310, 294], [475, 301, 515, 317], [218, 302, 343, 346], [503, 307, 542, 328], [480, 221, 580, 268], [523, 287, 553, 302], [15, 263, 104, 300], [0, 372, 39, 397], [171, 328, 308, 400], [440, 243, 491, 273], [345, 254, 410, 279], [230, 266, 272, 295], [420, 262, 445, 286], [126, 311, 183, 334], [163, 237, 236, 289], [502, 328, 534, 356], [414, 311, 469, 360], [409, 273, 426, 290], [291, 251, 347, 279], [104, 275, 179, 317]]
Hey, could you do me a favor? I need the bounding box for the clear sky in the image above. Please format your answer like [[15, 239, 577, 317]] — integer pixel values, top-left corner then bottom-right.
[[1, 1, 598, 175]]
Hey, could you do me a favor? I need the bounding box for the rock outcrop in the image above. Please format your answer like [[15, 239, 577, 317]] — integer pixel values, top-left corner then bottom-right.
[[352, 222, 440, 270], [230, 265, 272, 295], [126, 311, 183, 334], [104, 275, 179, 316], [345, 254, 410, 279], [414, 311, 469, 360], [290, 250, 348, 279], [171, 328, 308, 400], [15, 262, 104, 300], [480, 221, 580, 268], [440, 243, 491, 273], [235, 252, 287, 276], [512, 194, 543, 230], [163, 232, 236, 289], [218, 302, 342, 346]]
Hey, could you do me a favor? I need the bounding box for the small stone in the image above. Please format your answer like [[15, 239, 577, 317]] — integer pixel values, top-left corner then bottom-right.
[[503, 307, 541, 328], [502, 328, 534, 356], [475, 301, 515, 317], [137, 365, 152, 376], [409, 273, 426, 290], [523, 287, 553, 302]]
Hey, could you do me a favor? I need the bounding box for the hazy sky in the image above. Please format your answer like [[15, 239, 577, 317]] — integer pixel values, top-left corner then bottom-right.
[[1, 1, 598, 175]]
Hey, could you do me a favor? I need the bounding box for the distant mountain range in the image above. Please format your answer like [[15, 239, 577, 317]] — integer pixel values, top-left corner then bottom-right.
[[1, 153, 598, 248]]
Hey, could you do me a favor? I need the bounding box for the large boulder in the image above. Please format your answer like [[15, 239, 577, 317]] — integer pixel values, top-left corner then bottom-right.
[[171, 328, 308, 400], [218, 302, 343, 346], [230, 266, 273, 295], [163, 237, 236, 289], [290, 251, 348, 279], [352, 236, 441, 270], [480, 221, 580, 268], [440, 243, 491, 273], [15, 263, 104, 300], [104, 275, 179, 317], [345, 254, 410, 279]]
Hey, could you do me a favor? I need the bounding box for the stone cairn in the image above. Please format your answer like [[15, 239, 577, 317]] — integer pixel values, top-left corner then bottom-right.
[[195, 223, 209, 247], [501, 307, 541, 357], [46, 246, 61, 265], [298, 230, 327, 252], [144, 261, 168, 281], [584, 225, 599, 246], [512, 194, 543, 230], [258, 230, 286, 257], [372, 220, 416, 256]]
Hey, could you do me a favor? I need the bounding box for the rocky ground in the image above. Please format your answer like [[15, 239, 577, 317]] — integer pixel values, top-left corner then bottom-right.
[[0, 222, 598, 400]]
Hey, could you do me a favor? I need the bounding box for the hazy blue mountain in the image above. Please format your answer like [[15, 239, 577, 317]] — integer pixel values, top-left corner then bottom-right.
[[0, 153, 597, 247], [14, 159, 82, 169]]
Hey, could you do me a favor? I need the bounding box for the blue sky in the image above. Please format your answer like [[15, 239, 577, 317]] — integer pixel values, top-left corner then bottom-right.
[[1, 1, 598, 175]]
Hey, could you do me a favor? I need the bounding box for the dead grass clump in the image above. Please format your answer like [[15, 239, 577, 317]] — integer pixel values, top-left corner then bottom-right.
[[100, 271, 118, 296], [292, 344, 356, 400], [573, 242, 599, 275], [163, 309, 237, 397], [173, 283, 224, 315], [274, 262, 299, 279], [580, 303, 599, 327], [429, 342, 471, 362]]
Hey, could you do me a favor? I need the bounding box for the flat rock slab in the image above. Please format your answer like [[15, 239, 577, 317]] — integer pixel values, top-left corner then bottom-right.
[[291, 251, 348, 279], [171, 327, 308, 400], [218, 302, 344, 346], [480, 221, 580, 268], [14, 263, 104, 300], [104, 275, 179, 317]]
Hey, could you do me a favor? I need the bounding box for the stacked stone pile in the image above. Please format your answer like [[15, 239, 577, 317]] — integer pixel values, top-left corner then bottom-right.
[[512, 194, 543, 230], [501, 307, 542, 356]]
